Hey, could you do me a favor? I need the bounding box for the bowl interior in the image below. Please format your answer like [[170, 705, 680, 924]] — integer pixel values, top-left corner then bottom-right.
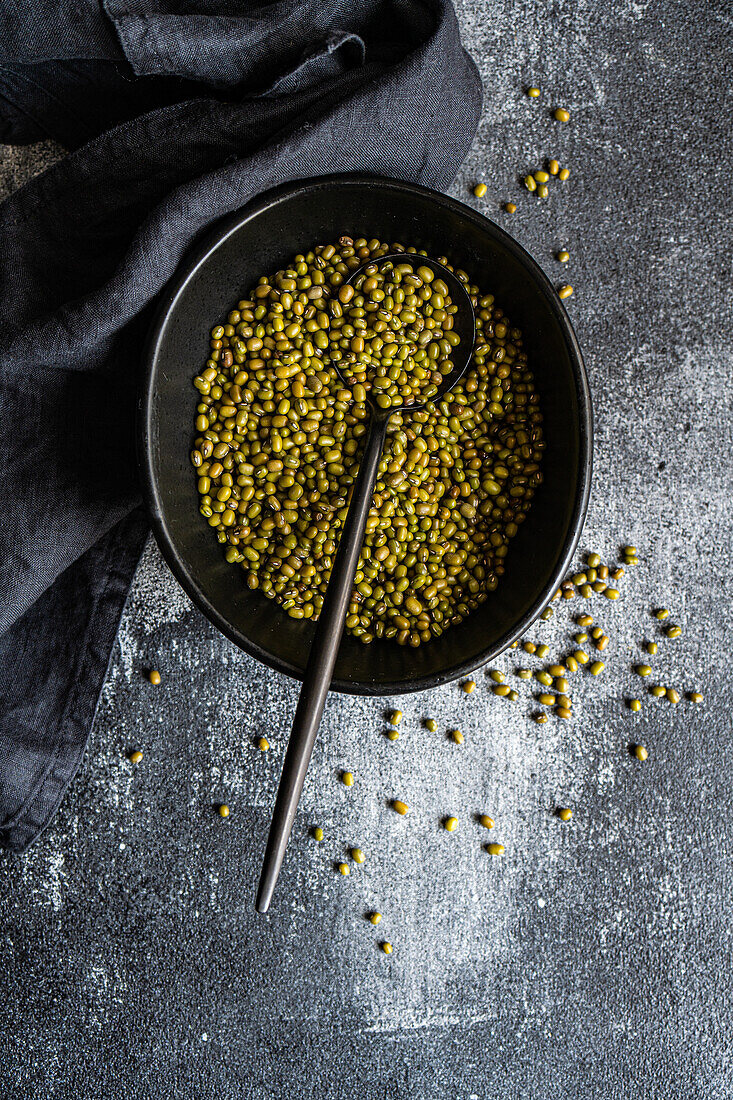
[[142, 176, 591, 694]]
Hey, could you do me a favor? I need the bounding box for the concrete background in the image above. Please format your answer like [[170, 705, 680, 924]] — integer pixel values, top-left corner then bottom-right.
[[1, 1, 732, 1096]]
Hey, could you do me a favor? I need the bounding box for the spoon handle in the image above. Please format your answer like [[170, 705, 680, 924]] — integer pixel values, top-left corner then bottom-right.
[[256, 411, 390, 913]]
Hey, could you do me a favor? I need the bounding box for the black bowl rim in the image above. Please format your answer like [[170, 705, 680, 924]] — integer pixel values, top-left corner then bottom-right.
[[138, 172, 593, 696]]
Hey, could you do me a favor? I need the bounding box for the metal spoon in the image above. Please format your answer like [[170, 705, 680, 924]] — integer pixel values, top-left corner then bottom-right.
[[256, 254, 476, 912]]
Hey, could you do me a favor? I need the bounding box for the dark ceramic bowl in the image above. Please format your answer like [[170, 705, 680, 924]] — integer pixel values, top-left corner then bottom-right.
[[139, 174, 592, 694]]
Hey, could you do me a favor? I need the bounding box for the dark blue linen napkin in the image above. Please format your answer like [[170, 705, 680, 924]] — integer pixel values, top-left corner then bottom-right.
[[0, 0, 481, 852]]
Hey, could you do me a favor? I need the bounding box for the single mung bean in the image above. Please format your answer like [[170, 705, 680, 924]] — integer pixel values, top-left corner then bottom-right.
[[527, 86, 541, 97], [342, 771, 354, 787], [479, 814, 495, 829], [666, 688, 680, 704], [629, 699, 641, 712], [444, 817, 458, 832], [650, 685, 666, 697], [462, 680, 476, 694], [553, 107, 570, 122], [688, 691, 703, 703], [505, 202, 517, 213], [148, 670, 161, 685], [634, 745, 648, 761], [313, 827, 324, 842], [558, 808, 572, 821], [451, 729, 464, 744], [473, 183, 488, 198], [645, 641, 658, 655], [338, 862, 350, 876], [258, 737, 270, 751], [654, 608, 669, 620], [128, 750, 143, 764], [218, 804, 230, 818], [380, 942, 393, 954], [486, 842, 505, 855], [351, 848, 365, 863], [389, 709, 403, 726], [369, 912, 382, 925], [558, 167, 570, 180], [665, 625, 682, 638], [589, 660, 605, 675], [392, 799, 409, 815]]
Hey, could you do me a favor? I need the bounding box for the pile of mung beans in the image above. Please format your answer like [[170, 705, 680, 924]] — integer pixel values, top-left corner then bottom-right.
[[191, 236, 544, 647]]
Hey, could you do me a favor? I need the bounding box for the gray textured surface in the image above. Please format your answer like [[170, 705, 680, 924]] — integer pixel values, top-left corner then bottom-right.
[[2, 2, 733, 1097]]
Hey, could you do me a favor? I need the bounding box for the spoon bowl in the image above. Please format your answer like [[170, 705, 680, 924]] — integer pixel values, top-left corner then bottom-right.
[[337, 252, 476, 417]]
